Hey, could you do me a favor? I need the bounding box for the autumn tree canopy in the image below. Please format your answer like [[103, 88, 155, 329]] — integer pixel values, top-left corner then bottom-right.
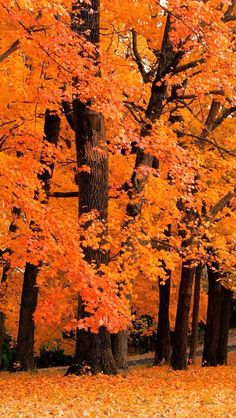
[[0, 0, 236, 373]]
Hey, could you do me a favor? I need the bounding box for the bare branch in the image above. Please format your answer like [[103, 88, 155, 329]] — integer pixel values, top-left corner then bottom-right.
[[212, 106, 236, 131], [174, 58, 205, 75], [49, 191, 78, 198], [223, 0, 236, 21], [49, 191, 122, 199], [62, 101, 75, 131], [199, 100, 222, 150], [209, 189, 236, 218], [178, 90, 225, 100], [185, 133, 236, 158], [131, 29, 150, 83], [224, 15, 236, 21], [0, 40, 20, 63]]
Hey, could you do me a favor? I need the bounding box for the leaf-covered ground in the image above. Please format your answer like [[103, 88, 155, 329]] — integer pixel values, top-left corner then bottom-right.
[[1, 354, 236, 417]]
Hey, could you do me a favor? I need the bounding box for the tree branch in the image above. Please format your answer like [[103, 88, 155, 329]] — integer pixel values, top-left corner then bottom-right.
[[185, 133, 236, 158], [174, 58, 205, 75], [49, 191, 122, 199], [223, 0, 236, 22], [209, 189, 236, 218], [62, 101, 75, 131], [49, 191, 78, 198], [131, 29, 151, 83], [212, 106, 236, 131], [0, 40, 20, 63], [178, 90, 225, 100], [156, 1, 207, 51]]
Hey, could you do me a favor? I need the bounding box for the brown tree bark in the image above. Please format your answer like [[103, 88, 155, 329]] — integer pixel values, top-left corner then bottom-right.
[[0, 312, 5, 369], [202, 265, 222, 367], [188, 265, 202, 364], [0, 207, 21, 369], [111, 331, 128, 370], [202, 263, 232, 367], [0, 263, 9, 369], [70, 100, 117, 375], [171, 265, 195, 370], [73, 327, 117, 375], [14, 111, 60, 371], [217, 287, 232, 365], [154, 276, 171, 365], [14, 263, 39, 370]]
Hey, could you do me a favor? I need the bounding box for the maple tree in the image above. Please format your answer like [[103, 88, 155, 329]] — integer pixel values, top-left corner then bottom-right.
[[67, 0, 119, 375], [0, 0, 236, 377], [14, 110, 61, 370]]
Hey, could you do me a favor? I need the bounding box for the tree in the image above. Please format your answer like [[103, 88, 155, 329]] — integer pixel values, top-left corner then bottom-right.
[[0, 207, 21, 368], [217, 286, 233, 365], [188, 265, 203, 364], [71, 99, 117, 374], [0, 0, 130, 348], [154, 276, 171, 365], [202, 266, 233, 367], [66, 0, 118, 375], [14, 111, 61, 371]]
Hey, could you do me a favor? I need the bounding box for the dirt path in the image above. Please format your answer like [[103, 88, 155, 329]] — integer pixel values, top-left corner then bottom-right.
[[128, 328, 236, 366], [38, 328, 236, 372]]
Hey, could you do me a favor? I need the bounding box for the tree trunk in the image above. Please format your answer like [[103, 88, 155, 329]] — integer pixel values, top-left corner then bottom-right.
[[0, 261, 10, 369], [70, 327, 117, 375], [73, 294, 117, 375], [154, 277, 171, 365], [202, 265, 222, 367], [14, 111, 60, 371], [113, 13, 177, 367], [217, 286, 232, 365], [188, 265, 202, 364], [65, 1, 117, 376], [14, 263, 38, 370], [0, 312, 5, 369], [111, 331, 128, 370], [71, 100, 117, 375], [171, 265, 195, 370], [0, 220, 19, 369]]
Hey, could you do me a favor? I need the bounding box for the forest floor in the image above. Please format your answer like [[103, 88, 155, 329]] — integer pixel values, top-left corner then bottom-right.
[[1, 352, 236, 417]]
